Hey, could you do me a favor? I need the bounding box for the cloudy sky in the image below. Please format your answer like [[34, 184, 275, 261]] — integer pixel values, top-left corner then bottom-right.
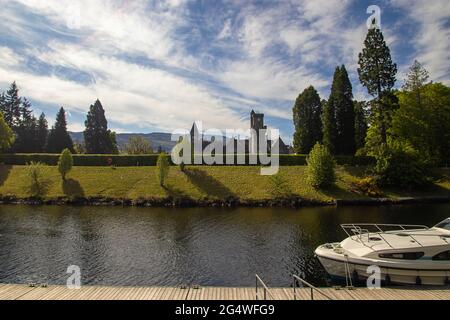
[[0, 0, 449, 142]]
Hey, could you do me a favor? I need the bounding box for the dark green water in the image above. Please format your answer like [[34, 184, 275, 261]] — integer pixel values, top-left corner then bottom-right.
[[0, 204, 448, 287]]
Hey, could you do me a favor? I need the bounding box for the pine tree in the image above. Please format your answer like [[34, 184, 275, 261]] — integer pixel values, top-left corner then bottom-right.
[[322, 66, 356, 155], [293, 86, 323, 154], [36, 113, 48, 153], [336, 66, 356, 155], [402, 60, 430, 108], [84, 99, 118, 154], [46, 107, 74, 153], [354, 101, 368, 151], [322, 69, 340, 154], [2, 82, 22, 128], [14, 98, 38, 153], [403, 60, 430, 92], [358, 28, 397, 144]]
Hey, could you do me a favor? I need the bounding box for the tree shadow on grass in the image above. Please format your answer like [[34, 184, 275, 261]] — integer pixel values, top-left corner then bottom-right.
[[0, 165, 12, 187], [184, 168, 235, 199], [319, 184, 367, 200], [62, 178, 85, 198], [27, 179, 52, 198], [163, 183, 189, 199]]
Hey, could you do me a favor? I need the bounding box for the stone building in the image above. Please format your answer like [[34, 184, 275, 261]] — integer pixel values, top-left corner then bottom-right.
[[190, 111, 290, 155]]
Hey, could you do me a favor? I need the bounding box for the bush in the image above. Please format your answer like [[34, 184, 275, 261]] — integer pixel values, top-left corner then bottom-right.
[[25, 161, 49, 197], [373, 143, 431, 188], [306, 143, 336, 189], [58, 149, 73, 180], [351, 177, 383, 198], [157, 153, 170, 187]]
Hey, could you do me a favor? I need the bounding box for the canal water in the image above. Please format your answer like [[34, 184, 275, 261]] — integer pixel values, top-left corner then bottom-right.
[[0, 204, 448, 287]]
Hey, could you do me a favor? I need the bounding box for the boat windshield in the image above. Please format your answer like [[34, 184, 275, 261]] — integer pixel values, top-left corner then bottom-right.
[[435, 219, 450, 230]]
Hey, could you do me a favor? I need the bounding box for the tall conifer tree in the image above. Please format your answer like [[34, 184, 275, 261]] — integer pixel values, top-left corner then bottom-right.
[[46, 107, 74, 153], [37, 113, 48, 153], [358, 28, 397, 144], [322, 66, 356, 155], [293, 86, 323, 154], [1, 82, 21, 128], [84, 99, 117, 154]]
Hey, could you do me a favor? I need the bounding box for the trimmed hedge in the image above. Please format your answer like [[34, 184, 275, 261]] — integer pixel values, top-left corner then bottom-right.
[[0, 154, 375, 167], [0, 154, 161, 166]]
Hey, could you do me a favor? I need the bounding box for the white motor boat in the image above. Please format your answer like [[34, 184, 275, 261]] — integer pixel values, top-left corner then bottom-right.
[[315, 218, 450, 286]]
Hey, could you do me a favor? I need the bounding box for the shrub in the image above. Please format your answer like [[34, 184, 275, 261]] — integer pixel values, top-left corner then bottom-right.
[[373, 143, 431, 188], [157, 153, 170, 187], [351, 177, 383, 198], [58, 149, 73, 180], [25, 161, 49, 197], [306, 143, 336, 189]]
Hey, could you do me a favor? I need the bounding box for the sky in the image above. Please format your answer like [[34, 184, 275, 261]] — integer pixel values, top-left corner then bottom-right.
[[0, 0, 449, 143]]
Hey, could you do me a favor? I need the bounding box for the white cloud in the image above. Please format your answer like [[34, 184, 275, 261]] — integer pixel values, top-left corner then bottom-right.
[[0, 43, 247, 131], [390, 0, 450, 83]]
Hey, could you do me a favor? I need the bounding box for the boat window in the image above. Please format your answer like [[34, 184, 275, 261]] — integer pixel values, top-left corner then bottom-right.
[[435, 221, 450, 230], [432, 251, 450, 261], [379, 252, 425, 260]]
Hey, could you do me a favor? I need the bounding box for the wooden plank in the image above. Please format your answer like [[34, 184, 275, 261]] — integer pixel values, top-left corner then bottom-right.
[[1, 283, 449, 300], [0, 284, 37, 300]]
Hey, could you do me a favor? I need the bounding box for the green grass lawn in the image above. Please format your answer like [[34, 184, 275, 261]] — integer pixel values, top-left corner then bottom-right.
[[0, 165, 449, 202]]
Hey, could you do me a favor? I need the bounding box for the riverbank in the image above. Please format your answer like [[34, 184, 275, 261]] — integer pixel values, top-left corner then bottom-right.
[[0, 165, 449, 207]]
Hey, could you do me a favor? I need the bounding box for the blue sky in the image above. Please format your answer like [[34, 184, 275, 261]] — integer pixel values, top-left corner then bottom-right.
[[0, 0, 449, 143]]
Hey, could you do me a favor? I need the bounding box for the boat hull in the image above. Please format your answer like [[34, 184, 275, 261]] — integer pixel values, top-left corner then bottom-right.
[[317, 255, 450, 286]]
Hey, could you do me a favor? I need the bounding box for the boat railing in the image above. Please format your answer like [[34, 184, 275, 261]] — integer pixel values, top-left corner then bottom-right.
[[340, 223, 447, 249], [292, 275, 333, 301], [255, 274, 276, 300]]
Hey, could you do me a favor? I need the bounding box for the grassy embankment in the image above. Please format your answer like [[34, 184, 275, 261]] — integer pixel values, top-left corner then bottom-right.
[[0, 165, 449, 202]]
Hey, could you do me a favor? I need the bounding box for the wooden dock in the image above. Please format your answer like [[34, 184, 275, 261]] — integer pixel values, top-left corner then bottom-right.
[[0, 284, 449, 300]]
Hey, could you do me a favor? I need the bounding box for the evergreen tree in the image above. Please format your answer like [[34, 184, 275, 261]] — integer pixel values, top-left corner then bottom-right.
[[358, 28, 397, 144], [335, 66, 355, 155], [321, 97, 336, 154], [293, 86, 323, 154], [354, 101, 368, 151], [46, 107, 74, 153], [403, 60, 430, 92], [14, 98, 38, 153], [84, 99, 118, 154], [1, 82, 21, 128], [322, 66, 355, 155], [36, 113, 48, 153]]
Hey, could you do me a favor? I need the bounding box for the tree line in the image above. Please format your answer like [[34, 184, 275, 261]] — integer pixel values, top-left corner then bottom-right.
[[0, 86, 119, 154], [292, 27, 450, 166]]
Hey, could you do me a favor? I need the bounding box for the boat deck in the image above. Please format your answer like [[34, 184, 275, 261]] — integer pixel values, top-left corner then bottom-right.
[[0, 284, 449, 300]]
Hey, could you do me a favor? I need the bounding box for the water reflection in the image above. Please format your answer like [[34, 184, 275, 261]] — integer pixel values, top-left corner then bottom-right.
[[0, 204, 448, 287]]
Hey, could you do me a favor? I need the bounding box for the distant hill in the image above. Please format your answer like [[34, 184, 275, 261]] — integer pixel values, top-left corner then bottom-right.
[[69, 132, 177, 153]]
